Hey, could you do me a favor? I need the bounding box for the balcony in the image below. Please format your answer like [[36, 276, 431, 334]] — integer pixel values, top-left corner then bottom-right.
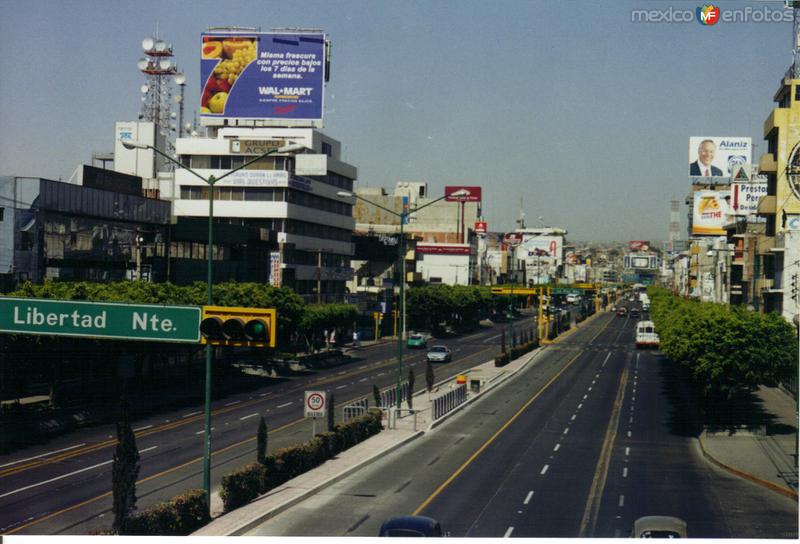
[[759, 152, 777, 174], [757, 195, 777, 215]]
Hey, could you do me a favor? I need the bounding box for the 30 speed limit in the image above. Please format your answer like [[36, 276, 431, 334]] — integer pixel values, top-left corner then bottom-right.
[[304, 390, 328, 419]]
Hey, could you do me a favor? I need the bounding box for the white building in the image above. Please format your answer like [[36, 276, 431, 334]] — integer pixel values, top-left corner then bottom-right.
[[172, 127, 357, 301]]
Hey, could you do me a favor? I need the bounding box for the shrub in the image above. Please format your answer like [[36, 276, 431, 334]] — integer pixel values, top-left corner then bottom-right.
[[123, 489, 209, 535], [220, 463, 268, 512]]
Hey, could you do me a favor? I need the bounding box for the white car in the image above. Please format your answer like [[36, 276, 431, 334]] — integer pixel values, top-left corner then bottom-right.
[[426, 345, 452, 363], [635, 320, 660, 349], [631, 516, 687, 538]]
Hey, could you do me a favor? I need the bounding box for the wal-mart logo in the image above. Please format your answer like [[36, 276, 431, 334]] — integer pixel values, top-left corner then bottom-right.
[[697, 4, 720, 25]]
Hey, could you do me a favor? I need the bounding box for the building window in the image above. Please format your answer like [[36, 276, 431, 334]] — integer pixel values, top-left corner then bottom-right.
[[0, 208, 4, 221], [767, 173, 777, 196], [321, 141, 332, 157], [795, 85, 800, 104]]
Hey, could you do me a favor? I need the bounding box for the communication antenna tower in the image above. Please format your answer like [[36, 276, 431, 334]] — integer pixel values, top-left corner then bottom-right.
[[790, 1, 800, 77]]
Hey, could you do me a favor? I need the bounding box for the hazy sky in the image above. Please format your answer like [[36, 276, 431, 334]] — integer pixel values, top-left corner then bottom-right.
[[0, 0, 792, 241]]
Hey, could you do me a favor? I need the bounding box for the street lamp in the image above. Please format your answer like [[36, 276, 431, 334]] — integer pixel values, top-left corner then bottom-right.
[[337, 188, 468, 423], [120, 137, 304, 511]]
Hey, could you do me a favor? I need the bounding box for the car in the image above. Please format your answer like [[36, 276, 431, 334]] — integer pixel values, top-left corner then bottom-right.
[[630, 308, 641, 318], [426, 345, 452, 363], [631, 515, 687, 538], [635, 320, 660, 349], [406, 333, 427, 349], [379, 515, 444, 537], [616, 306, 628, 317], [566, 294, 579, 304]]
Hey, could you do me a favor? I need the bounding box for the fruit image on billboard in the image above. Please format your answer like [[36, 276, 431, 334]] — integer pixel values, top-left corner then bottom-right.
[[201, 32, 325, 122]]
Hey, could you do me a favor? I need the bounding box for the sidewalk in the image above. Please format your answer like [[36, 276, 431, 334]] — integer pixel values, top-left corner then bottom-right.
[[699, 386, 798, 500]]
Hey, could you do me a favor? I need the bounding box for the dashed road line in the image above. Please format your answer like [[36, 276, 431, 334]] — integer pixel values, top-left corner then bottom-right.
[[239, 413, 259, 421], [225, 400, 241, 407], [524, 491, 534, 505], [0, 444, 87, 469], [504, 527, 514, 538], [540, 465, 549, 475]]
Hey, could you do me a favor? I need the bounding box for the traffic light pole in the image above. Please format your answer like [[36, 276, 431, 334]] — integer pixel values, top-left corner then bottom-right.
[[202, 174, 216, 504]]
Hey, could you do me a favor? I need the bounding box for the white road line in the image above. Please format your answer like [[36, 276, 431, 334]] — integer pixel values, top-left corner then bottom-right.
[[277, 402, 292, 409], [377, 372, 386, 376], [540, 465, 549, 475], [524, 491, 534, 505], [504, 527, 514, 538], [623, 467, 628, 478], [563, 427, 570, 435], [583, 394, 588, 400], [140, 446, 158, 454], [602, 352, 611, 367], [0, 457, 114, 499], [336, 385, 347, 390], [239, 413, 259, 421], [618, 495, 625, 507], [588, 387, 592, 391], [225, 400, 241, 407], [632, 396, 635, 402], [629, 416, 633, 424], [359, 365, 368, 369], [591, 380, 596, 385], [625, 447, 630, 456], [182, 411, 202, 418], [571, 414, 577, 421], [595, 373, 600, 378], [338, 371, 347, 375], [553, 444, 561, 452], [259, 393, 269, 397], [359, 378, 368, 382], [627, 431, 632, 438], [133, 425, 153, 432], [577, 403, 583, 410], [0, 443, 87, 468]]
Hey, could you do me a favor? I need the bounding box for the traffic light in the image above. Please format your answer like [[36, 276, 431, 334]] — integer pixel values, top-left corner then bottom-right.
[[200, 305, 277, 347]]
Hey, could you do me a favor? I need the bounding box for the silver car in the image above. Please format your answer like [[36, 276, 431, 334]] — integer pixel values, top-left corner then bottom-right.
[[426, 345, 452, 363], [631, 516, 687, 538]]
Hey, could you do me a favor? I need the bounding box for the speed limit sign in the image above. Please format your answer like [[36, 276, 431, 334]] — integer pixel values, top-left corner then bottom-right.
[[304, 390, 327, 419]]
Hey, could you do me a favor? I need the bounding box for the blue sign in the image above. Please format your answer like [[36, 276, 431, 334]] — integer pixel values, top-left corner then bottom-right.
[[201, 32, 325, 122]]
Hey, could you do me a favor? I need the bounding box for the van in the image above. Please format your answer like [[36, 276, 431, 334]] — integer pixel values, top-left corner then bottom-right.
[[635, 320, 659, 348]]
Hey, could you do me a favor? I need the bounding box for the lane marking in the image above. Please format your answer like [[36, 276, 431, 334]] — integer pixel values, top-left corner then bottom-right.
[[554, 443, 561, 452], [563, 427, 570, 435], [540, 465, 549, 475], [571, 414, 577, 421], [140, 446, 158, 454], [602, 352, 611, 367], [627, 431, 631, 438], [224, 400, 241, 407], [623, 467, 628, 478], [336, 385, 348, 390], [412, 347, 591, 516], [182, 411, 202, 418], [618, 495, 625, 507], [524, 491, 534, 505], [577, 403, 583, 410], [0, 457, 115, 499], [579, 368, 628, 537], [504, 527, 514, 538], [239, 413, 259, 421], [0, 444, 86, 469], [277, 402, 293, 409], [625, 447, 630, 456], [133, 425, 153, 432], [583, 394, 588, 400]]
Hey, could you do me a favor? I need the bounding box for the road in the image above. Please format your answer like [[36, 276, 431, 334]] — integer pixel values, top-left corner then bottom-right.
[[0, 315, 533, 535], [245, 309, 798, 538]]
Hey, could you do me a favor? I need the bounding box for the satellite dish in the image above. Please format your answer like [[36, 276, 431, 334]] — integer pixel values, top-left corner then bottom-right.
[[185, 123, 193, 131], [140, 84, 149, 94], [141, 96, 147, 102], [159, 59, 172, 70], [155, 40, 167, 52], [137, 58, 149, 71], [174, 73, 186, 85], [170, 112, 177, 119], [142, 37, 155, 51]]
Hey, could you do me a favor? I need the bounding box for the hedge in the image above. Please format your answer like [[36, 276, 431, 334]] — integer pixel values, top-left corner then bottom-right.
[[122, 489, 209, 536], [495, 340, 538, 367], [220, 409, 383, 512]]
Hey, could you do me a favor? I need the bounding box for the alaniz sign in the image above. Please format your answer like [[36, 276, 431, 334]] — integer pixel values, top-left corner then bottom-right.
[[0, 297, 201, 343]]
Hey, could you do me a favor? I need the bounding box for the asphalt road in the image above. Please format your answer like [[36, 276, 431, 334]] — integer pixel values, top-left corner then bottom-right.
[[0, 315, 534, 535], [245, 308, 798, 538]]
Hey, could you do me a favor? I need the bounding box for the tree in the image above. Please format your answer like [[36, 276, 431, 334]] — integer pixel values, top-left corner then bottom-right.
[[112, 393, 140, 533], [425, 360, 435, 393], [407, 368, 415, 409], [327, 391, 335, 432], [256, 416, 267, 464], [500, 328, 506, 354], [373, 385, 381, 407]]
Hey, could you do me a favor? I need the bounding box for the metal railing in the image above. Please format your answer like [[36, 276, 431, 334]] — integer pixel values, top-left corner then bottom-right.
[[380, 381, 409, 409], [342, 398, 369, 422], [432, 384, 467, 420]]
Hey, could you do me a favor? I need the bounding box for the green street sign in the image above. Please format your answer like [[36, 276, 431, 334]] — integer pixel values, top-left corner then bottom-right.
[[552, 288, 582, 295], [0, 297, 201, 343]]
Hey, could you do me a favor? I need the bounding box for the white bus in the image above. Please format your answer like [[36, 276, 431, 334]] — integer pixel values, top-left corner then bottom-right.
[[635, 320, 659, 349]]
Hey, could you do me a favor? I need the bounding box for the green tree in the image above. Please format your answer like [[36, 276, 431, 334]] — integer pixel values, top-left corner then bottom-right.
[[425, 360, 435, 393], [112, 394, 140, 533], [407, 368, 415, 409], [373, 385, 381, 407], [327, 391, 335, 432], [256, 416, 267, 464]]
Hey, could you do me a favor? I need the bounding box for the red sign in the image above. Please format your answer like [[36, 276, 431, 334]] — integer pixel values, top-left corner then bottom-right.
[[629, 240, 650, 251], [474, 221, 487, 233], [445, 186, 482, 202], [416, 244, 471, 255], [503, 232, 523, 247]]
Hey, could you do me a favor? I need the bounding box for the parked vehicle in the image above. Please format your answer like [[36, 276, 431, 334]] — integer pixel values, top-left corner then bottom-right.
[[635, 320, 660, 348], [631, 516, 687, 538], [379, 515, 444, 537], [426, 345, 452, 363], [406, 333, 427, 349]]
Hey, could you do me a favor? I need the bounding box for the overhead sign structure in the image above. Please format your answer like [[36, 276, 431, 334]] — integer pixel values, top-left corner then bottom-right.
[[689, 137, 752, 182], [445, 186, 482, 202], [304, 390, 328, 418], [731, 180, 768, 216], [0, 297, 201, 343], [201, 31, 326, 124]]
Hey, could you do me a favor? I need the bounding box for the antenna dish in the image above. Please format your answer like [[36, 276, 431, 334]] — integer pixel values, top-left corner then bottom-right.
[[142, 37, 155, 51], [159, 59, 172, 70], [170, 112, 177, 119], [137, 58, 149, 71], [140, 84, 149, 94], [174, 73, 186, 85], [155, 40, 167, 52]]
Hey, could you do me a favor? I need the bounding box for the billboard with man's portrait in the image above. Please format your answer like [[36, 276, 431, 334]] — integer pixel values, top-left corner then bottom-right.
[[688, 137, 751, 182]]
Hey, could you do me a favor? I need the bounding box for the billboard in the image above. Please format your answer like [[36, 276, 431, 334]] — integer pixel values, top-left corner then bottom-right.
[[445, 186, 482, 202], [520, 235, 562, 266], [731, 179, 768, 216], [201, 32, 325, 122], [629, 240, 650, 252], [689, 137, 751, 181], [692, 190, 733, 235]]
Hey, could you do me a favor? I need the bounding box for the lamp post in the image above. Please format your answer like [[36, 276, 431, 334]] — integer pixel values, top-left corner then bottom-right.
[[121, 138, 304, 510], [338, 189, 468, 423]]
